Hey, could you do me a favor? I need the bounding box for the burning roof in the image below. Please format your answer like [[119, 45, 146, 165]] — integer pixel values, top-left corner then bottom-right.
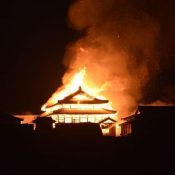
[[46, 86, 109, 108], [42, 85, 116, 116], [39, 69, 119, 136]]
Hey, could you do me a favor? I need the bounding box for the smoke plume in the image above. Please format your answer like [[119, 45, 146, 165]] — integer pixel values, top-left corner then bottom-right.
[[60, 0, 160, 117], [61, 0, 160, 117]]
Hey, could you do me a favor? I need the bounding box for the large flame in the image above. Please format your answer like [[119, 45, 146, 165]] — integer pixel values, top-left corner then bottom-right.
[[41, 67, 110, 112], [41, 67, 120, 136]]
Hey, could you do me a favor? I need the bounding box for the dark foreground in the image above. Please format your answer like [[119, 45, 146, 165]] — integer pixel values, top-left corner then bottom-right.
[[0, 106, 175, 175]]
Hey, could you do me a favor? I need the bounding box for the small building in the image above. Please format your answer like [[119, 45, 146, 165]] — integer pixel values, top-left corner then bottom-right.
[[34, 117, 55, 131], [120, 109, 140, 136], [42, 86, 118, 136], [119, 106, 173, 137]]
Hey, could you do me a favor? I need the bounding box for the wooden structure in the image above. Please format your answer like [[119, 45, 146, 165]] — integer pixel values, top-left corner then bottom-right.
[[34, 117, 55, 131], [120, 108, 140, 136], [44, 86, 117, 136]]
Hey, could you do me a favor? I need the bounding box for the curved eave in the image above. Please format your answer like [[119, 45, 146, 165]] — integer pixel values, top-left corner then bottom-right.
[[52, 108, 116, 115], [57, 99, 109, 104], [45, 99, 109, 108]]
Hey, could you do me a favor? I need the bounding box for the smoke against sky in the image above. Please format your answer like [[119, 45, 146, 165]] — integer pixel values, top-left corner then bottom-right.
[[1, 0, 175, 114], [59, 0, 160, 117]]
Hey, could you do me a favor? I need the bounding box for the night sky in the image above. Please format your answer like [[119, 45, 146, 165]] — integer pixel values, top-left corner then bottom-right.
[[1, 0, 175, 114], [1, 1, 75, 113]]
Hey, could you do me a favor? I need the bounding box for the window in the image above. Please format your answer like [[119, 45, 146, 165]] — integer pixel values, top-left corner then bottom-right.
[[58, 116, 65, 123], [80, 117, 87, 123], [123, 123, 132, 135], [88, 117, 95, 123], [72, 116, 80, 123], [95, 117, 103, 123], [65, 117, 72, 123]]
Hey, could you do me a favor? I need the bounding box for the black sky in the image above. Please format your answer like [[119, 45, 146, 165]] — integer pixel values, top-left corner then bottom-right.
[[1, 0, 175, 114], [0, 1, 76, 113]]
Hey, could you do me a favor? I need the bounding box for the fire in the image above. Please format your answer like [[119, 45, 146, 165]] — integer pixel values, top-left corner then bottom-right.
[[40, 67, 120, 136], [41, 67, 109, 112], [41, 68, 85, 111], [71, 67, 85, 89]]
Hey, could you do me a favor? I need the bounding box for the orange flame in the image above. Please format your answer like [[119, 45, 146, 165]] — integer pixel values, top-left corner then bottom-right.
[[41, 67, 120, 136], [41, 67, 109, 112]]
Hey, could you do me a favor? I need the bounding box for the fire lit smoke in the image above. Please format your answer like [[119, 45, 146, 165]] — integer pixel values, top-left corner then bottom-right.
[[43, 0, 160, 118], [144, 100, 175, 106]]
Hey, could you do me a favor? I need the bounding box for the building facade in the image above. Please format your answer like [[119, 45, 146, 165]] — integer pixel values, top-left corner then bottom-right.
[[42, 86, 118, 136]]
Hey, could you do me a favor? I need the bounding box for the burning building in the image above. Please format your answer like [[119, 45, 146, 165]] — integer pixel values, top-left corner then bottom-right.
[[41, 86, 117, 136], [39, 68, 120, 136]]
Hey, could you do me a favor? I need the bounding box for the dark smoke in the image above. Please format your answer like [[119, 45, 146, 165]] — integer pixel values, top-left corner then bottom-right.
[[61, 0, 175, 117], [62, 0, 161, 117]]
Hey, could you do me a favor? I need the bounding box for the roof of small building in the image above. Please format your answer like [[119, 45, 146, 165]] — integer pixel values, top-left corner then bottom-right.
[[99, 117, 116, 124], [119, 108, 140, 124]]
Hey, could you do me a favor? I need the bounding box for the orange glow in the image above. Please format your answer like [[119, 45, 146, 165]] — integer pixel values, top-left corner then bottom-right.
[[40, 67, 120, 136], [41, 67, 110, 112]]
